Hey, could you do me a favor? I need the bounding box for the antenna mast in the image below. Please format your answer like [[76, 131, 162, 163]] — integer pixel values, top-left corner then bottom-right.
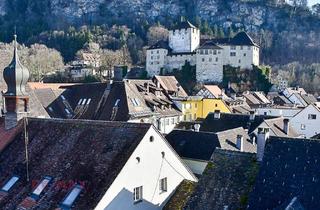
[[24, 117, 30, 182]]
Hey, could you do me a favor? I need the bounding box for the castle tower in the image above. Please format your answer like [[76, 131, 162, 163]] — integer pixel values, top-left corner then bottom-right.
[[168, 20, 200, 53], [2, 35, 30, 129]]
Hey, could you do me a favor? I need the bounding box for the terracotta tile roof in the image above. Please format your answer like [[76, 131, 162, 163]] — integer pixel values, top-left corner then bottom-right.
[[153, 76, 188, 97], [203, 85, 225, 98], [0, 118, 151, 209]]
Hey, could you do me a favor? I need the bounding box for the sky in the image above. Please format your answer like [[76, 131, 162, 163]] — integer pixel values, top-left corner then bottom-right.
[[309, 0, 320, 6]]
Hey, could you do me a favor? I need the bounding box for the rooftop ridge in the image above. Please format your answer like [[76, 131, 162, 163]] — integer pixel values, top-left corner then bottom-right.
[[26, 117, 152, 128], [214, 148, 256, 156]]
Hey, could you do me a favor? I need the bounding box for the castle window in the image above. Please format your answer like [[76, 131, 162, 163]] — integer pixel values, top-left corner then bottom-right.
[[151, 51, 153, 54], [160, 177, 168, 193], [248, 46, 251, 50], [244, 53, 247, 57], [209, 58, 212, 62], [239, 59, 241, 63], [230, 52, 236, 56], [230, 46, 236, 50], [202, 58, 205, 62], [216, 57, 218, 62], [213, 50, 217, 55], [157, 50, 159, 54], [240, 46, 243, 50]]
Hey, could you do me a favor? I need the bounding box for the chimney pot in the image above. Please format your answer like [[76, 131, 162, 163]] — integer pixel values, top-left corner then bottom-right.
[[257, 127, 270, 161], [283, 118, 290, 135], [236, 135, 244, 151]]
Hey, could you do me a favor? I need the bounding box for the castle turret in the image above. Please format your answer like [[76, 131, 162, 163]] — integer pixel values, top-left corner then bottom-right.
[[2, 35, 30, 129]]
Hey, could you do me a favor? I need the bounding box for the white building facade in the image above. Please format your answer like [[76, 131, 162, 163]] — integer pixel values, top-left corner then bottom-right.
[[95, 126, 197, 210], [146, 21, 260, 83]]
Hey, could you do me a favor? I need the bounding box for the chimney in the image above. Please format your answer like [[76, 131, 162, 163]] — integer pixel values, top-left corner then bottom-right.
[[113, 66, 124, 81], [214, 110, 221, 119], [236, 135, 244, 151], [194, 124, 201, 132], [283, 118, 289, 135], [249, 111, 255, 121], [257, 127, 270, 162]]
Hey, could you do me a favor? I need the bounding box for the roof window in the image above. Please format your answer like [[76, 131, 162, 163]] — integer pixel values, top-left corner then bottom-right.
[[31, 176, 52, 199], [81, 99, 87, 105], [60, 184, 83, 208], [1, 176, 19, 192], [86, 98, 91, 105], [77, 99, 83, 105], [60, 95, 66, 100]]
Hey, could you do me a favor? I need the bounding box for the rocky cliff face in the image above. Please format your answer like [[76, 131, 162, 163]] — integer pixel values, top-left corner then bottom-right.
[[1, 0, 319, 64]]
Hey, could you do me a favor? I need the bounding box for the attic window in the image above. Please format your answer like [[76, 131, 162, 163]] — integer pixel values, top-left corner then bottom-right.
[[77, 99, 83, 105], [60, 184, 83, 208], [131, 98, 140, 107], [1, 176, 19, 192], [81, 99, 87, 105], [31, 176, 52, 199], [149, 136, 154, 142]]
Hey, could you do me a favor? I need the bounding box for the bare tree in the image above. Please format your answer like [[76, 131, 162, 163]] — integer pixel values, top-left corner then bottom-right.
[[147, 25, 169, 46]]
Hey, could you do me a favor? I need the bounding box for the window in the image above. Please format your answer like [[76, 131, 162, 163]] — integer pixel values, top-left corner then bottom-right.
[[216, 57, 218, 62], [209, 58, 212, 62], [308, 114, 317, 120], [205, 49, 208, 55], [171, 118, 174, 124], [133, 186, 143, 203], [77, 99, 83, 105], [159, 178, 167, 193], [244, 53, 247, 57], [151, 56, 153, 59], [213, 50, 217, 55], [86, 98, 92, 105], [31, 176, 52, 199], [248, 46, 251, 50], [230, 46, 236, 50], [194, 113, 197, 119], [1, 176, 19, 192], [157, 50, 159, 54], [166, 119, 169, 125], [157, 55, 160, 59], [60, 184, 83, 208], [301, 124, 306, 130], [230, 52, 236, 56], [151, 51, 153, 54], [240, 46, 243, 50], [239, 59, 241, 63], [202, 58, 205, 62], [151, 62, 153, 65]]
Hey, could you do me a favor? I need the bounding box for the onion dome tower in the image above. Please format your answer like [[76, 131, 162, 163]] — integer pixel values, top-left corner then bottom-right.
[[2, 35, 30, 129]]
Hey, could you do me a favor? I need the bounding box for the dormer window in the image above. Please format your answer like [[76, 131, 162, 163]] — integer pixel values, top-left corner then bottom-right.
[[1, 176, 19, 192], [60, 184, 83, 209]]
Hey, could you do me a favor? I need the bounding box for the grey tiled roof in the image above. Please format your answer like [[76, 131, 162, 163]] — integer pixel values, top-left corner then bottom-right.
[[248, 136, 320, 210], [184, 149, 258, 210], [0, 118, 151, 209]]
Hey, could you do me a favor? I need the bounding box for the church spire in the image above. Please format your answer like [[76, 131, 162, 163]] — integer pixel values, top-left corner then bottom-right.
[[2, 34, 30, 130]]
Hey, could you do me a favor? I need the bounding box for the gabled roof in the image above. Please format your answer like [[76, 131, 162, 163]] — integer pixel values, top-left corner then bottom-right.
[[166, 128, 256, 161], [0, 118, 151, 209], [197, 85, 227, 99], [248, 136, 320, 210], [172, 21, 197, 30], [197, 40, 223, 50], [200, 113, 277, 134], [153, 76, 188, 98], [208, 31, 258, 47], [184, 149, 258, 210], [259, 118, 299, 138]]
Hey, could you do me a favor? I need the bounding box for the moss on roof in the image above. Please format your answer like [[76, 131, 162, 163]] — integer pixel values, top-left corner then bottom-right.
[[163, 180, 196, 210]]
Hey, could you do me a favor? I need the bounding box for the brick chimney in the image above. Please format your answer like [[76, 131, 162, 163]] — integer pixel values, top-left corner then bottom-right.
[[257, 127, 270, 161], [283, 118, 289, 135], [236, 135, 244, 152]]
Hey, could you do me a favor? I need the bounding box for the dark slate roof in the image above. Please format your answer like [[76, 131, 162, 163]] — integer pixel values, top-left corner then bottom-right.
[[197, 40, 223, 50], [163, 180, 196, 210], [0, 118, 151, 209], [208, 31, 258, 47], [200, 113, 276, 134], [148, 40, 171, 50], [184, 149, 258, 210], [275, 197, 305, 210], [172, 21, 197, 30], [165, 130, 220, 161], [174, 121, 204, 131], [62, 82, 110, 119], [261, 118, 299, 138], [248, 136, 320, 210], [230, 31, 258, 46], [98, 80, 181, 121], [166, 128, 256, 161]]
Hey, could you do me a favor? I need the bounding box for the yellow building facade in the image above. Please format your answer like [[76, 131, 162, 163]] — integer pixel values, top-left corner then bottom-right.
[[180, 97, 231, 121]]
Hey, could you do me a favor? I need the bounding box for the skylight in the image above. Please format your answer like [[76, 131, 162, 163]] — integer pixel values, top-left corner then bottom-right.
[[61, 184, 83, 208], [131, 98, 140, 107], [114, 99, 120, 107], [81, 99, 87, 105], [1, 176, 19, 192], [31, 176, 52, 198], [86, 98, 91, 105], [60, 95, 66, 100], [77, 99, 83, 105]]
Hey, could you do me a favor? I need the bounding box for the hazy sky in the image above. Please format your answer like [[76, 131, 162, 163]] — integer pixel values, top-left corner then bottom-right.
[[309, 0, 320, 6]]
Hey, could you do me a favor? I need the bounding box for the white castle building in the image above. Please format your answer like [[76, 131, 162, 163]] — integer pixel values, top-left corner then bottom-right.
[[146, 21, 260, 83]]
